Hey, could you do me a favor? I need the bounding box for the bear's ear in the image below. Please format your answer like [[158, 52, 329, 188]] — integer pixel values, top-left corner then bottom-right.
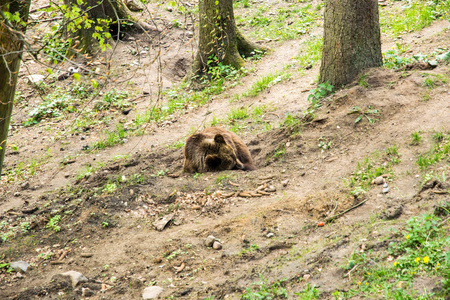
[[214, 134, 226, 144], [206, 154, 221, 169]]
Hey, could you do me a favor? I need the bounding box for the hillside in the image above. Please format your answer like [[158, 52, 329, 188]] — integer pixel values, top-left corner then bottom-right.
[[1, 0, 449, 299]]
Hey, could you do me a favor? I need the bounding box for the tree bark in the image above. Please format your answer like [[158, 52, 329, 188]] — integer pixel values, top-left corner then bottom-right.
[[64, 0, 149, 54], [188, 0, 267, 79], [0, 0, 31, 176], [319, 0, 382, 87]]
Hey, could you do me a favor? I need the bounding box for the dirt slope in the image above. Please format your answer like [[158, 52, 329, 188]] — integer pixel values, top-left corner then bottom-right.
[[0, 0, 449, 299]]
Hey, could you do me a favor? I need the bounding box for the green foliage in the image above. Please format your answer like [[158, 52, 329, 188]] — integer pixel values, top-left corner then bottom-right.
[[416, 134, 450, 170], [296, 36, 323, 69], [228, 107, 249, 121], [410, 131, 422, 145], [346, 148, 400, 196], [348, 106, 380, 124], [295, 284, 320, 300], [380, 0, 450, 37], [46, 215, 61, 232], [241, 276, 288, 299], [243, 72, 291, 97], [90, 124, 127, 151], [24, 90, 75, 126], [236, 4, 321, 40], [273, 144, 286, 159], [102, 89, 131, 110], [102, 182, 117, 194], [42, 23, 70, 64]]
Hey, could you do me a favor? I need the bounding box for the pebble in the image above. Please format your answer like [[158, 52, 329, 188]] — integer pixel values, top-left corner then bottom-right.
[[383, 182, 388, 188], [59, 270, 88, 288], [10, 261, 30, 273], [186, 31, 194, 38], [212, 241, 223, 250], [204, 235, 216, 247], [382, 187, 390, 194], [266, 232, 274, 238], [265, 186, 276, 193], [142, 286, 164, 299], [303, 274, 311, 281], [281, 180, 289, 187], [372, 176, 385, 185]]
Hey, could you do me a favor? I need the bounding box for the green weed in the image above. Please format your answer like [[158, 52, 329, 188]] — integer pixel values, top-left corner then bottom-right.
[[46, 215, 61, 232], [348, 106, 380, 124], [243, 72, 291, 97], [241, 275, 288, 299], [410, 131, 422, 145]]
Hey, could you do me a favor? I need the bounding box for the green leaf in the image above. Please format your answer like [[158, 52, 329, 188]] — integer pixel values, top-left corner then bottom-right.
[[355, 116, 362, 123], [73, 73, 80, 81], [436, 51, 450, 62], [91, 79, 98, 89]]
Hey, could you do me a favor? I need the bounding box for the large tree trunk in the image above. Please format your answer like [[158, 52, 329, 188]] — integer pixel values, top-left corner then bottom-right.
[[64, 0, 148, 54], [319, 0, 382, 87], [188, 0, 267, 79], [0, 0, 31, 176]]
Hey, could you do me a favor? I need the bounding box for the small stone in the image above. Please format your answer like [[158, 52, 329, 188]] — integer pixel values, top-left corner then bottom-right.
[[382, 187, 390, 194], [303, 274, 311, 281], [10, 261, 30, 273], [21, 182, 30, 190], [82, 287, 94, 297], [204, 235, 216, 247], [266, 232, 274, 238], [14, 192, 21, 197], [281, 180, 289, 187], [167, 6, 173, 12], [186, 31, 194, 38], [143, 286, 164, 299], [212, 241, 222, 250], [372, 176, 385, 185], [265, 186, 276, 193], [59, 271, 88, 288], [383, 182, 388, 188]]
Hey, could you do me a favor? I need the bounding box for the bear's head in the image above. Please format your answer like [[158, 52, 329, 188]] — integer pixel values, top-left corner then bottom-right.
[[204, 134, 244, 171]]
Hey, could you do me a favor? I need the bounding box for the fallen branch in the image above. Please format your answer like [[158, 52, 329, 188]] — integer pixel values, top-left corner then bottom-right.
[[325, 198, 370, 223]]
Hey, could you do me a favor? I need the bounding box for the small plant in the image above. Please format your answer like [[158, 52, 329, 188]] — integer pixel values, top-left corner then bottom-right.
[[410, 131, 422, 145], [273, 144, 286, 159], [241, 275, 288, 299], [20, 222, 30, 233], [102, 221, 109, 228], [295, 283, 320, 299], [103, 182, 117, 194], [308, 81, 334, 104], [228, 107, 249, 121], [318, 137, 332, 151], [432, 131, 445, 142], [46, 215, 61, 232], [348, 106, 379, 124], [385, 145, 399, 157], [102, 89, 131, 110], [358, 73, 369, 88]]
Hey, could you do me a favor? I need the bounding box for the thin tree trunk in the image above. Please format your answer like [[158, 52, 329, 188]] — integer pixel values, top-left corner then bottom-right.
[[319, 0, 382, 87], [0, 0, 32, 176], [187, 0, 267, 79]]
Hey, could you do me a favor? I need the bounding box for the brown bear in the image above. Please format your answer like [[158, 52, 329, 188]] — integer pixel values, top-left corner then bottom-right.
[[183, 127, 256, 173]]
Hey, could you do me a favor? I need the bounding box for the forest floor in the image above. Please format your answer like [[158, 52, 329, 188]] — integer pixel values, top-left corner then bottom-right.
[[1, 0, 449, 299]]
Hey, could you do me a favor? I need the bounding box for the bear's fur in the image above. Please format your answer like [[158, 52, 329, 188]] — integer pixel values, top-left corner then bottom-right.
[[183, 127, 256, 173]]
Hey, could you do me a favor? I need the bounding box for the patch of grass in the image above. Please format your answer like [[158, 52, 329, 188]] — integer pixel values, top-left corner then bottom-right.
[[410, 131, 423, 146], [243, 72, 291, 97], [341, 213, 450, 299], [46, 215, 61, 232], [273, 144, 286, 159], [416, 134, 450, 170], [101, 89, 131, 110], [168, 140, 185, 149], [102, 182, 118, 194], [295, 284, 320, 299], [280, 113, 303, 136], [228, 107, 249, 121], [346, 148, 400, 196], [241, 275, 288, 299], [236, 4, 321, 41], [380, 0, 450, 37], [296, 36, 323, 69], [358, 73, 369, 88], [89, 124, 127, 151]]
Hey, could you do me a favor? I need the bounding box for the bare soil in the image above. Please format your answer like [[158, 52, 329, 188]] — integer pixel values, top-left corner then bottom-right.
[[1, 0, 449, 299]]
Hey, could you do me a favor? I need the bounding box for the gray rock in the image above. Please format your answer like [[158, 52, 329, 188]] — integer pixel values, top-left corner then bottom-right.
[[382, 187, 390, 194], [143, 286, 164, 299], [266, 232, 274, 238], [383, 182, 388, 188], [10, 261, 30, 273], [204, 235, 216, 247], [60, 271, 88, 288], [212, 241, 222, 250], [186, 31, 194, 38]]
